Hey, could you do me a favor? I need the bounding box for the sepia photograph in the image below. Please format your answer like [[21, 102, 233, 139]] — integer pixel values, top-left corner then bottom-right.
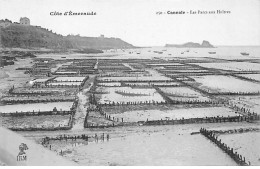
[[0, 0, 260, 166]]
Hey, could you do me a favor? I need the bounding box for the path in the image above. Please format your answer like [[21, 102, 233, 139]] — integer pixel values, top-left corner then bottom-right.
[[71, 75, 96, 131]]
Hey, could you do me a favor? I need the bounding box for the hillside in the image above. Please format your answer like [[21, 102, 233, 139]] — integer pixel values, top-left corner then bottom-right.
[[0, 24, 73, 49], [67, 35, 134, 49], [0, 24, 135, 50]]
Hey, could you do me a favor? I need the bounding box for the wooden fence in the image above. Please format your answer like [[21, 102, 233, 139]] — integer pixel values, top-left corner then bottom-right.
[[200, 128, 250, 166]]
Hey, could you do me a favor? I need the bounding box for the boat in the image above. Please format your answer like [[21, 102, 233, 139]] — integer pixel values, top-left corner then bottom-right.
[[208, 52, 216, 54], [240, 52, 249, 56], [153, 51, 163, 54]]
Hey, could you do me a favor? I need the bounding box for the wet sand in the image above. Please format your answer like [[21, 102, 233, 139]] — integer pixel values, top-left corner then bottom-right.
[[219, 132, 260, 165], [18, 122, 260, 166]]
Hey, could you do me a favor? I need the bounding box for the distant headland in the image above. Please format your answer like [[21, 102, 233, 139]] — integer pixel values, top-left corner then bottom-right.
[[165, 40, 215, 48]]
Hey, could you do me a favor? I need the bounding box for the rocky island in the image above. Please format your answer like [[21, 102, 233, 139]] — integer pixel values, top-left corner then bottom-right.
[[165, 40, 214, 48]]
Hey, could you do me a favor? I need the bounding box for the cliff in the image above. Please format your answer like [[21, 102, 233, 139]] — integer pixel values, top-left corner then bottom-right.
[[0, 24, 135, 50], [165, 40, 214, 48]]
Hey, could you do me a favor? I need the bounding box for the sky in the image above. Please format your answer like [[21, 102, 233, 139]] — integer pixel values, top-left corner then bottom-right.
[[0, 0, 260, 46]]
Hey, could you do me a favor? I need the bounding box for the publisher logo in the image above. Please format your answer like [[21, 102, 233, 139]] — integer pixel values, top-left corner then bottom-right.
[[17, 143, 28, 161]]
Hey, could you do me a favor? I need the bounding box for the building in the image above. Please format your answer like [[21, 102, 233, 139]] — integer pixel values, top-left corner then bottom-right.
[[100, 34, 105, 38], [20, 17, 30, 25]]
